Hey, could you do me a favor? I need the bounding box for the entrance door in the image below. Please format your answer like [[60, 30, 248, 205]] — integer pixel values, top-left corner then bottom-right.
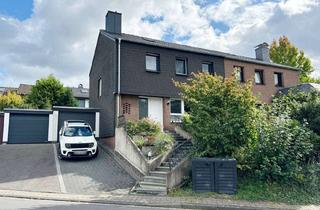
[[138, 97, 163, 129], [148, 97, 163, 129]]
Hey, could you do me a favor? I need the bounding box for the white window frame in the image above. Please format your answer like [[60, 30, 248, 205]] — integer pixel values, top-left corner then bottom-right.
[[170, 99, 185, 123], [98, 78, 102, 97], [145, 54, 159, 72]]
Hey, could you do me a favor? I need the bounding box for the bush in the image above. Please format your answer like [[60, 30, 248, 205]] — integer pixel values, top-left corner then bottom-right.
[[125, 118, 161, 138], [175, 73, 259, 159], [154, 133, 174, 155], [248, 116, 314, 184], [0, 91, 26, 111]]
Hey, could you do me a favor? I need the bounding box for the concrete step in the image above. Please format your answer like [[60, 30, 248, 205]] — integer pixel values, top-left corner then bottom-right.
[[143, 176, 167, 184], [139, 181, 166, 188], [156, 166, 170, 172], [135, 186, 167, 195], [149, 170, 168, 178], [161, 162, 170, 167]]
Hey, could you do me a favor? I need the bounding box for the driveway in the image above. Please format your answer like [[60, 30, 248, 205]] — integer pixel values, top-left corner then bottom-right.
[[0, 144, 135, 194]]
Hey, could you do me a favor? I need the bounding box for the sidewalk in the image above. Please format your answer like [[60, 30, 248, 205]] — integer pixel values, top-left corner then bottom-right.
[[0, 189, 317, 210]]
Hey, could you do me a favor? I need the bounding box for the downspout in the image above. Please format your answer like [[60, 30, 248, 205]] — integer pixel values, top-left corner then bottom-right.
[[116, 38, 121, 119]]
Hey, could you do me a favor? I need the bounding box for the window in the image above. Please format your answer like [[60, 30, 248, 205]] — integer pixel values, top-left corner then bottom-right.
[[139, 98, 148, 119], [176, 58, 187, 75], [274, 72, 283, 87], [255, 70, 264, 85], [98, 78, 102, 97], [170, 99, 184, 123], [233, 66, 244, 82], [202, 62, 213, 74], [145, 54, 160, 72]]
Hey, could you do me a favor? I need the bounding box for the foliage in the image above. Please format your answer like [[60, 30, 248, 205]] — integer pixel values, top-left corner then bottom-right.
[[170, 177, 320, 205], [268, 90, 319, 117], [270, 36, 314, 82], [248, 116, 314, 184], [0, 91, 27, 111], [26, 75, 77, 109], [175, 73, 259, 158], [154, 132, 174, 155], [125, 118, 161, 138], [132, 135, 146, 148]]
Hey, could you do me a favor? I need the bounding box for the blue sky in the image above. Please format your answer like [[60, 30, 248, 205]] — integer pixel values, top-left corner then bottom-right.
[[0, 0, 33, 20], [0, 0, 319, 87]]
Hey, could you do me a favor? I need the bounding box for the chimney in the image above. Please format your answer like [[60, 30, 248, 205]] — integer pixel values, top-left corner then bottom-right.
[[105, 11, 122, 34], [255, 42, 270, 62]]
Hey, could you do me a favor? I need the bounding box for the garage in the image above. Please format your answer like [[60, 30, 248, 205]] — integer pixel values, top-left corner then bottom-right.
[[53, 106, 100, 140], [6, 110, 51, 144], [1, 107, 100, 144]]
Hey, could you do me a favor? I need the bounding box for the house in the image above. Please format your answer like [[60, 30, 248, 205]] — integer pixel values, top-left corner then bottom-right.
[[1, 83, 89, 108], [277, 83, 320, 95], [89, 11, 300, 142], [69, 84, 90, 108]]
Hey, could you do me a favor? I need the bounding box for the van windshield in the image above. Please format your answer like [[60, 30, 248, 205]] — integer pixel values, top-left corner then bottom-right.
[[63, 127, 92, 137]]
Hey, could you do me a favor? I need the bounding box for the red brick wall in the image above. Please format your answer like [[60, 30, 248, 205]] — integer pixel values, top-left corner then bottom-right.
[[224, 59, 300, 103], [120, 95, 139, 121]]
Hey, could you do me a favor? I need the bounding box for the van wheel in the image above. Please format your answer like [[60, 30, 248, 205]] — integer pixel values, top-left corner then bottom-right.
[[93, 147, 99, 158]]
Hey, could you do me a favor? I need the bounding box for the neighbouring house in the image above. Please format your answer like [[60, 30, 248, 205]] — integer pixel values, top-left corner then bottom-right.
[[277, 83, 320, 95], [89, 11, 300, 143], [69, 84, 90, 108], [0, 83, 89, 108]]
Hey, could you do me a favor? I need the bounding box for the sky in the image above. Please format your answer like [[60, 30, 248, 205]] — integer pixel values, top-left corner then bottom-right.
[[0, 0, 319, 88]]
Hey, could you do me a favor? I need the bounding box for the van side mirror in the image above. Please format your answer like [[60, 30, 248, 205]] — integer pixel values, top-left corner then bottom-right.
[[59, 130, 62, 136], [93, 131, 96, 136]]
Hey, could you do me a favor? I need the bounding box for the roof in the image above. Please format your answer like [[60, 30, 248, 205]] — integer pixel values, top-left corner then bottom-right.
[[277, 83, 320, 95], [17, 84, 32, 95], [101, 31, 299, 71], [69, 86, 89, 99]]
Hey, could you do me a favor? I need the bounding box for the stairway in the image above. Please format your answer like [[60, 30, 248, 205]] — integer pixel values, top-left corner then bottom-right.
[[132, 132, 193, 195]]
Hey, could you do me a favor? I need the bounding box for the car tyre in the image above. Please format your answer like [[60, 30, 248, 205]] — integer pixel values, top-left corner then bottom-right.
[[93, 147, 99, 158], [57, 144, 64, 160]]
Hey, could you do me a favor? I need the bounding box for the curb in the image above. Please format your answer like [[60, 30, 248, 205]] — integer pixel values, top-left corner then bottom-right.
[[0, 189, 301, 210]]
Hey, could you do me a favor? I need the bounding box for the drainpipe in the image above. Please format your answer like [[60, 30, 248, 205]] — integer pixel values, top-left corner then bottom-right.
[[116, 38, 121, 119]]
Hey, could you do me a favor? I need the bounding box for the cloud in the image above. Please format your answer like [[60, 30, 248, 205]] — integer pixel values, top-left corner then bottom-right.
[[0, 0, 320, 88]]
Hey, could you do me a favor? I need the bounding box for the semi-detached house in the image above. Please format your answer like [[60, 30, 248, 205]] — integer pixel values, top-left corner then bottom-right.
[[89, 11, 300, 145]]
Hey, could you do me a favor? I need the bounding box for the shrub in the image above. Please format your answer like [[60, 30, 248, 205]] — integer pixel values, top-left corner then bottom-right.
[[154, 133, 174, 155], [175, 73, 259, 159], [248, 116, 314, 184], [0, 91, 26, 111], [125, 118, 161, 138]]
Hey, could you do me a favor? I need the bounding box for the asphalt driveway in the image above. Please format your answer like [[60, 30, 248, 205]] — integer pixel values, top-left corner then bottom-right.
[[0, 144, 135, 194]]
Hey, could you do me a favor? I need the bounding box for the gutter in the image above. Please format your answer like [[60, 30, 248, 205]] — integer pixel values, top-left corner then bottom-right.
[[116, 38, 121, 118]]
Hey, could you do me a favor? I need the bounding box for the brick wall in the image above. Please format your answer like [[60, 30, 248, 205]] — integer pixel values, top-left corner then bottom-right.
[[120, 95, 139, 121], [224, 59, 300, 103]]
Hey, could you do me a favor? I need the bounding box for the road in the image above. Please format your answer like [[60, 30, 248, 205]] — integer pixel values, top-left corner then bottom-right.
[[0, 197, 188, 210]]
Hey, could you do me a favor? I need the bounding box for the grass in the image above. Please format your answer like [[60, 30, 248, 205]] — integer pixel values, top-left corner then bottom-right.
[[169, 178, 320, 205]]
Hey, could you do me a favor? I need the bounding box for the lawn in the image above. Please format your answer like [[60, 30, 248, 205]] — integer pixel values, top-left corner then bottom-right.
[[169, 178, 320, 205]]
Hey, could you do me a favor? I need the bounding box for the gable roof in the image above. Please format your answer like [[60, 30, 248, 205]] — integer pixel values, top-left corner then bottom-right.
[[277, 83, 320, 95], [101, 30, 299, 71], [69, 87, 89, 99], [17, 84, 33, 95]]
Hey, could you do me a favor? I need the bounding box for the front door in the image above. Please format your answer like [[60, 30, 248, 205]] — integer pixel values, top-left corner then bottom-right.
[[139, 97, 163, 129]]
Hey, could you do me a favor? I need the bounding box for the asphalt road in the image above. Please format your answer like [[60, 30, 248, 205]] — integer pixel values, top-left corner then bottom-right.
[[0, 197, 188, 210]]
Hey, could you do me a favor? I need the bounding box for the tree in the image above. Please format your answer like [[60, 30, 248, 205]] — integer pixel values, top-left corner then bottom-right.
[[26, 75, 77, 109], [175, 73, 259, 159], [0, 91, 26, 111], [270, 36, 313, 82]]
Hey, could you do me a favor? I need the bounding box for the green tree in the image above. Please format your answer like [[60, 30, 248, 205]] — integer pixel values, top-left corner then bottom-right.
[[0, 91, 26, 111], [270, 36, 313, 82], [26, 75, 77, 109], [175, 73, 259, 159]]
